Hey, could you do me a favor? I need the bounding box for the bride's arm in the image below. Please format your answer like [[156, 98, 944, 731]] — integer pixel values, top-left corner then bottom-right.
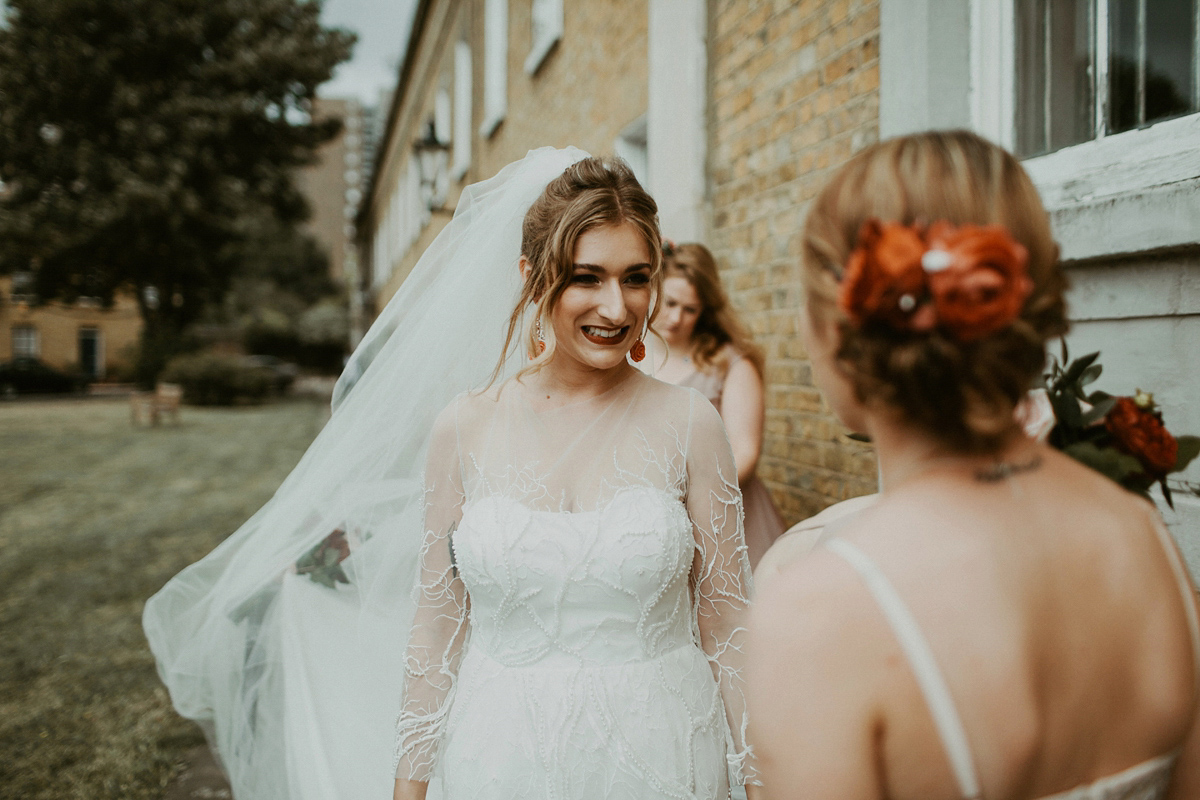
[[685, 393, 760, 788], [394, 404, 469, 793]]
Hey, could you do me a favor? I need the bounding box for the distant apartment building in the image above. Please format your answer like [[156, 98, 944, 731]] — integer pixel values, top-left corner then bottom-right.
[[296, 96, 373, 346]]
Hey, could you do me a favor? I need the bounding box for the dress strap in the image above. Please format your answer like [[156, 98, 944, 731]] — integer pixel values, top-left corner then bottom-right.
[[825, 538, 983, 800], [1149, 519, 1200, 688]]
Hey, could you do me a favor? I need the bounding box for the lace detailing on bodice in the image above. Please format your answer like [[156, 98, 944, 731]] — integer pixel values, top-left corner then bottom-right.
[[394, 372, 757, 791], [455, 489, 695, 668]]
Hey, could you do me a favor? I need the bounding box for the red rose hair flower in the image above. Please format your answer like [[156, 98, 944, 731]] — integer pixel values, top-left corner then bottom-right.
[[924, 222, 1032, 342], [838, 219, 1033, 342]]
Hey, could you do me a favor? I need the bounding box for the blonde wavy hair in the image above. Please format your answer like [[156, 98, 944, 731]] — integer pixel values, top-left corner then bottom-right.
[[802, 130, 1068, 452]]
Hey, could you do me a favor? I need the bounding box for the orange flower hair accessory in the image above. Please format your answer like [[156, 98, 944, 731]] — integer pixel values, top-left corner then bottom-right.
[[838, 219, 1033, 342]]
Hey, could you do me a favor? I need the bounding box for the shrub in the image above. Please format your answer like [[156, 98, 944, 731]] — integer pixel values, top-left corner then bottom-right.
[[161, 353, 275, 406]]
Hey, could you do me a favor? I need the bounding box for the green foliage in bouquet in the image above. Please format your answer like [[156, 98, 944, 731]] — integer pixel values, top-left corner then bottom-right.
[[1046, 344, 1200, 508], [295, 530, 351, 589]]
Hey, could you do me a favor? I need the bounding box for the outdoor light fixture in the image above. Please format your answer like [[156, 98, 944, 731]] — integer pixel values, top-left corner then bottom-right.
[[412, 119, 451, 215]]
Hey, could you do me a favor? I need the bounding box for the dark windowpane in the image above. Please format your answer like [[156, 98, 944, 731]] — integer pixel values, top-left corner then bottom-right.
[[1048, 0, 1095, 151], [1109, 0, 1141, 132], [1145, 0, 1196, 123], [1110, 0, 1198, 132], [1017, 0, 1095, 157], [1017, 0, 1050, 156]]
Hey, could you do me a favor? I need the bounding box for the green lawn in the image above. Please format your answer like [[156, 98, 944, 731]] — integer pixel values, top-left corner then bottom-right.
[[0, 398, 328, 800]]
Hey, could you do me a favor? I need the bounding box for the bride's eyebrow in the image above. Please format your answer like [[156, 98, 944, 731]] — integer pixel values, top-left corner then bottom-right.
[[571, 262, 652, 273]]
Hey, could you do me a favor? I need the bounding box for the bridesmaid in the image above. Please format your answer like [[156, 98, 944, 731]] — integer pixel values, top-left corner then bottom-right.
[[649, 242, 785, 568], [747, 130, 1200, 799]]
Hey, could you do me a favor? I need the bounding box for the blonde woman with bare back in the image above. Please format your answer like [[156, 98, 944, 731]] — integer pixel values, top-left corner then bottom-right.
[[746, 130, 1200, 799]]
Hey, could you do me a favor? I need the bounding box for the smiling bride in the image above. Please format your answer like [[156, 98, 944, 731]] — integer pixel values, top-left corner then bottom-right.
[[393, 154, 758, 800]]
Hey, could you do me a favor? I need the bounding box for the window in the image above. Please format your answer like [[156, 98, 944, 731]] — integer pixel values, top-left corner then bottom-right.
[[525, 0, 563, 75], [1015, 0, 1200, 157], [12, 325, 38, 359], [614, 116, 648, 188], [481, 0, 508, 138], [452, 40, 473, 180], [9, 271, 34, 303]]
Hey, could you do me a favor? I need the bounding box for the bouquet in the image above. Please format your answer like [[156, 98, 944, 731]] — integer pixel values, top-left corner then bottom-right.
[[1041, 344, 1199, 507]]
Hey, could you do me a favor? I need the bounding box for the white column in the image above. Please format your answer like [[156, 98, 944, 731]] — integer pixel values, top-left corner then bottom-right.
[[647, 0, 708, 242], [879, 0, 972, 138]]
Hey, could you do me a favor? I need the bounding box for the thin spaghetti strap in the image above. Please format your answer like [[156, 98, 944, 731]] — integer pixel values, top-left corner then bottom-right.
[[825, 538, 983, 800], [1149, 517, 1200, 685]]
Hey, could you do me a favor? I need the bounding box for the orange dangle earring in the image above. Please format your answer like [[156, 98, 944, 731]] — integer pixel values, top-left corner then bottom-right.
[[533, 317, 546, 358], [629, 323, 646, 363]]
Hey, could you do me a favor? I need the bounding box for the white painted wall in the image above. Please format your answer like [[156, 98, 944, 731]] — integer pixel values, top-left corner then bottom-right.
[[1064, 261, 1200, 572]]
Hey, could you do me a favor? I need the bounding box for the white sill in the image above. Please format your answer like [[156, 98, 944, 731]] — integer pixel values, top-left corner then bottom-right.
[[1021, 113, 1200, 263], [524, 31, 561, 76]]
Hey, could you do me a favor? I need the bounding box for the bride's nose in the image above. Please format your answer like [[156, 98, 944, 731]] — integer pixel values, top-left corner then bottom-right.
[[595, 278, 627, 323]]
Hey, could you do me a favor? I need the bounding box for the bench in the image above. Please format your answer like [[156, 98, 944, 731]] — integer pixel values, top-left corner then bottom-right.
[[130, 382, 182, 426]]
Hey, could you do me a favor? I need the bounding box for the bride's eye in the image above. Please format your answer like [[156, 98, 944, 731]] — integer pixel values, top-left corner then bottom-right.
[[624, 272, 650, 286], [570, 273, 599, 285]]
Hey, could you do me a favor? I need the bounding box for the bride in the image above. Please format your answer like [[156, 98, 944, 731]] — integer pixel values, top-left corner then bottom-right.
[[143, 148, 757, 800]]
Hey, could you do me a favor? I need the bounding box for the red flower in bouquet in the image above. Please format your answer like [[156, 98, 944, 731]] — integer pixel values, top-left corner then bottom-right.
[[1105, 396, 1179, 478]]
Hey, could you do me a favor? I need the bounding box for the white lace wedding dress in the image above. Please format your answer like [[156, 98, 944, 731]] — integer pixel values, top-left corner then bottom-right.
[[395, 369, 756, 799]]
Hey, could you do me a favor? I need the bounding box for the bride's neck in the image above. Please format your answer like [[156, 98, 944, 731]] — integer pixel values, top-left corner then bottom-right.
[[530, 359, 637, 404]]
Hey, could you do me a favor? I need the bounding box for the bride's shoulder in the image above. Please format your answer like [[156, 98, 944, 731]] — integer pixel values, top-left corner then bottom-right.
[[637, 376, 720, 424]]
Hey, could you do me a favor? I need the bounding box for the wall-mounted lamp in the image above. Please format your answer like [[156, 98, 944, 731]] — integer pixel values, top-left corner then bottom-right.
[[412, 120, 452, 215]]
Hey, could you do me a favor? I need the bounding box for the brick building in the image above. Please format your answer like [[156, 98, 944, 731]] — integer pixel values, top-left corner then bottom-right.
[[0, 275, 141, 380], [359, 0, 1199, 556]]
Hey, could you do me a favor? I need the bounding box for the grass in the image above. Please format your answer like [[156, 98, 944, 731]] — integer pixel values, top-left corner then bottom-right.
[[0, 397, 328, 800]]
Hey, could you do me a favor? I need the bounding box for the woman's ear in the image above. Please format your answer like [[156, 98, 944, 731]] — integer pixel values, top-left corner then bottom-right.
[[519, 255, 531, 282]]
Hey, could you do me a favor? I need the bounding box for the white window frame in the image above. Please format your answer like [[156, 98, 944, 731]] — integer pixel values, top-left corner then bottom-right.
[[525, 0, 563, 75], [12, 325, 39, 359], [452, 40, 473, 180], [882, 0, 1200, 263], [968, 0, 1200, 263], [481, 0, 508, 138]]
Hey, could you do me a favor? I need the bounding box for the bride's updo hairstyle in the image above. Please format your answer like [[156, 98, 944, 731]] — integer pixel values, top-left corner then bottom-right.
[[802, 130, 1068, 452], [497, 156, 663, 375]]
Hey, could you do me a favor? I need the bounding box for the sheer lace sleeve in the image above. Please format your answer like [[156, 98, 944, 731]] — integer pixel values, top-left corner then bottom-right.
[[394, 400, 469, 780], [684, 392, 760, 786]]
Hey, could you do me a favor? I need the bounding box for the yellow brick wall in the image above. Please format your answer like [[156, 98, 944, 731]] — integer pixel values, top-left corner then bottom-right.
[[474, 0, 648, 178], [370, 0, 649, 309], [708, 0, 881, 523]]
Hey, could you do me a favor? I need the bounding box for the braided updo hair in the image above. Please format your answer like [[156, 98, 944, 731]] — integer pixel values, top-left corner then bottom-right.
[[801, 130, 1068, 453]]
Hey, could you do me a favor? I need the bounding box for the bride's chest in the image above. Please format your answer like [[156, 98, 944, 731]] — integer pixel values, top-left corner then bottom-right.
[[452, 488, 695, 603]]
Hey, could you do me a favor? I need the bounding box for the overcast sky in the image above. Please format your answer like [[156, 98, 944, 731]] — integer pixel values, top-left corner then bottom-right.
[[318, 0, 417, 105]]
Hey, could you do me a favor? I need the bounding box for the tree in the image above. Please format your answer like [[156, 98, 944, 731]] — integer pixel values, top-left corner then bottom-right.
[[0, 0, 354, 382]]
